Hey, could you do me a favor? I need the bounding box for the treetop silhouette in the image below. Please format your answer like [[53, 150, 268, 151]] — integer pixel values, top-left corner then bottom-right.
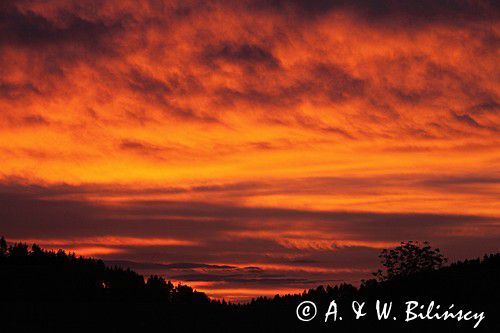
[[373, 240, 447, 281]]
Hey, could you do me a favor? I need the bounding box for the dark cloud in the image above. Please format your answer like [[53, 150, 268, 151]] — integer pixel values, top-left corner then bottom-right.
[[391, 87, 440, 105], [127, 69, 172, 99], [1, 182, 498, 242], [212, 85, 299, 109], [22, 114, 49, 126], [191, 182, 262, 193], [0, 1, 124, 52], [312, 63, 366, 102], [420, 175, 500, 186], [453, 112, 484, 128], [248, 0, 500, 25], [292, 115, 355, 139], [0, 81, 40, 100], [117, 68, 218, 123], [2, 172, 498, 204], [210, 61, 367, 115], [119, 139, 166, 156], [451, 111, 499, 133], [467, 100, 500, 115], [0, 1, 128, 108], [168, 272, 321, 285], [202, 42, 281, 69], [418, 175, 500, 196], [105, 260, 236, 270]]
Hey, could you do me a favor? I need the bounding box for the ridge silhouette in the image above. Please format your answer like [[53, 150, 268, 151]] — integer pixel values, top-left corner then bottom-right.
[[0, 236, 498, 332]]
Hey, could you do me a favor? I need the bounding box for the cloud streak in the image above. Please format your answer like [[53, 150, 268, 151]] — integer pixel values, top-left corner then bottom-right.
[[1, 182, 499, 299]]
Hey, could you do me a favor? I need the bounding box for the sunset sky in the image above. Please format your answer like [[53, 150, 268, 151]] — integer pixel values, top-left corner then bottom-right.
[[1, 0, 499, 301]]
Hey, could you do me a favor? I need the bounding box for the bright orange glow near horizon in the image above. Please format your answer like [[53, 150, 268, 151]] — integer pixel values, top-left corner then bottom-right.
[[1, 0, 499, 300]]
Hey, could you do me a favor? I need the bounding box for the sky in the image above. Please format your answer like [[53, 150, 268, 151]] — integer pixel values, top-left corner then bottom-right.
[[0, 0, 499, 301]]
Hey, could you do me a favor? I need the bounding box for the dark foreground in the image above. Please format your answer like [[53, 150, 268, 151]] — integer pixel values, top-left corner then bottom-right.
[[1, 240, 499, 332]]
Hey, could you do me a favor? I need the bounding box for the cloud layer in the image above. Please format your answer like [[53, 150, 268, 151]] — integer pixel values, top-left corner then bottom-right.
[[1, 181, 499, 300]]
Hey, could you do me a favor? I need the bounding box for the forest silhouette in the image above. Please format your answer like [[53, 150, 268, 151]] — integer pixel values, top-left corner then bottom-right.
[[0, 236, 498, 332]]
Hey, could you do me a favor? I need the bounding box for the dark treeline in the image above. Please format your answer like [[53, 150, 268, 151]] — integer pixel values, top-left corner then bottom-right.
[[0, 238, 208, 304], [0, 237, 499, 332]]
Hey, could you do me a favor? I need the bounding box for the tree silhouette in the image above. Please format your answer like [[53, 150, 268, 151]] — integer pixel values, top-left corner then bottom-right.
[[0, 236, 6, 257], [373, 240, 447, 281], [146, 275, 174, 300]]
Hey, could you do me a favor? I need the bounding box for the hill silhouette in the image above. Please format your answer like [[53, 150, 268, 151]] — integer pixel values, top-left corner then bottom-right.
[[0, 237, 498, 332]]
